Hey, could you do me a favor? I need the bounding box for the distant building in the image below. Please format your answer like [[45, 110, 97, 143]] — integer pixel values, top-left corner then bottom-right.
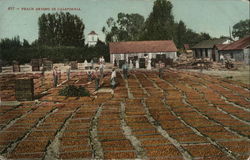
[[192, 38, 232, 61], [87, 31, 98, 46], [109, 40, 177, 68], [214, 36, 250, 64], [183, 44, 192, 54]]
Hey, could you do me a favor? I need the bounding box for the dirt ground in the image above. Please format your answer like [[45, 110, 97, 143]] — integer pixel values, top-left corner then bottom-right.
[[182, 65, 250, 85], [0, 69, 250, 160]]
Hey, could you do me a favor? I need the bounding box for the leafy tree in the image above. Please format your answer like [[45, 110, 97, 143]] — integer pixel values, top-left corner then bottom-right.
[[22, 39, 30, 48], [102, 13, 145, 42], [176, 20, 187, 48], [232, 19, 250, 39], [38, 12, 85, 47], [199, 32, 211, 41], [141, 0, 175, 40], [0, 36, 21, 49]]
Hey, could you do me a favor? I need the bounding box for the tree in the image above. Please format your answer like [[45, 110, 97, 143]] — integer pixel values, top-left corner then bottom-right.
[[22, 39, 30, 48], [232, 19, 250, 39], [102, 13, 145, 43], [0, 36, 21, 49], [141, 0, 175, 40], [38, 12, 85, 47], [176, 20, 187, 48]]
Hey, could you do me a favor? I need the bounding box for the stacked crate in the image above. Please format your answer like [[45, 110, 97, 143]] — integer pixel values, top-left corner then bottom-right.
[[0, 75, 16, 101], [77, 63, 85, 70], [13, 61, 20, 72], [43, 60, 53, 71], [139, 58, 145, 68], [119, 60, 125, 69], [31, 59, 40, 71], [20, 64, 32, 72], [70, 61, 78, 70], [1, 66, 13, 73], [15, 79, 34, 101]]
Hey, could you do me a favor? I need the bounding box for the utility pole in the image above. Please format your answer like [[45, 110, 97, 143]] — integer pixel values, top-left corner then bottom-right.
[[229, 26, 232, 41]]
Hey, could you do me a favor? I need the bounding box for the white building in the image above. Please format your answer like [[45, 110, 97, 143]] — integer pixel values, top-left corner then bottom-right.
[[109, 40, 178, 68], [87, 31, 98, 47]]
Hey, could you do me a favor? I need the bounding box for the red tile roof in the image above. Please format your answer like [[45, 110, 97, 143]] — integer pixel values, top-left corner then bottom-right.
[[88, 31, 98, 35], [220, 36, 250, 51], [109, 40, 177, 54]]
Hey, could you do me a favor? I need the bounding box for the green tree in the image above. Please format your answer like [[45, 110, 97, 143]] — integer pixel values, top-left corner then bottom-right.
[[38, 12, 85, 47], [0, 36, 21, 49], [232, 19, 250, 39], [141, 0, 175, 40], [176, 20, 187, 48], [22, 39, 30, 48], [102, 13, 145, 43]]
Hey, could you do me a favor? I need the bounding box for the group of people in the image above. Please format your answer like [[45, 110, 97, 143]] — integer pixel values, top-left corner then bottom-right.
[[49, 56, 166, 90], [92, 64, 117, 91], [52, 65, 71, 87]]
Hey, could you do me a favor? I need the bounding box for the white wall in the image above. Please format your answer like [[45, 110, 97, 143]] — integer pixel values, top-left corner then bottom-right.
[[243, 48, 250, 64], [110, 52, 178, 64], [87, 34, 98, 46]]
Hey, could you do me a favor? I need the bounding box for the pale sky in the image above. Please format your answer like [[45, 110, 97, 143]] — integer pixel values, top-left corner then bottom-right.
[[0, 0, 249, 43]]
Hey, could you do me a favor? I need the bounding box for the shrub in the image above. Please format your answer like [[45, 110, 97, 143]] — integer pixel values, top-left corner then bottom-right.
[[59, 85, 90, 97]]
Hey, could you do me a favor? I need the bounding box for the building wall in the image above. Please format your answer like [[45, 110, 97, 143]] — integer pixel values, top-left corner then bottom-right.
[[243, 48, 250, 64], [87, 35, 98, 46], [220, 50, 244, 62], [215, 49, 220, 62], [110, 52, 177, 64], [208, 49, 212, 59], [194, 48, 212, 59]]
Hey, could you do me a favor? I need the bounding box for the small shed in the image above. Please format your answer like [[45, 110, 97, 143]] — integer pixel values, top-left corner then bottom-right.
[[215, 36, 250, 64], [192, 38, 232, 61]]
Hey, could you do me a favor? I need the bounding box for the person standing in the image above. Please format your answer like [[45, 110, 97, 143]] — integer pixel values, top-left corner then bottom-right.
[[99, 56, 105, 64], [122, 61, 128, 79], [87, 70, 92, 81], [58, 69, 61, 84], [220, 54, 224, 65], [110, 68, 116, 89], [99, 63, 104, 80], [93, 67, 100, 91], [159, 61, 165, 79], [114, 59, 117, 67], [91, 59, 94, 69], [41, 63, 46, 87], [66, 65, 71, 81], [53, 66, 58, 87]]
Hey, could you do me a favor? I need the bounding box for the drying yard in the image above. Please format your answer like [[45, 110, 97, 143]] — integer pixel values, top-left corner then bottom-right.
[[0, 69, 250, 160]]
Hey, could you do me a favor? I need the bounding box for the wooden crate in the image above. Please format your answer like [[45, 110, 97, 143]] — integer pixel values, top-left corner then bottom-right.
[[15, 79, 34, 101], [70, 61, 78, 70], [13, 64, 20, 72], [43, 60, 53, 71]]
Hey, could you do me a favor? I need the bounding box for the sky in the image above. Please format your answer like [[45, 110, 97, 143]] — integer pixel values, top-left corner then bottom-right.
[[0, 0, 249, 43]]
